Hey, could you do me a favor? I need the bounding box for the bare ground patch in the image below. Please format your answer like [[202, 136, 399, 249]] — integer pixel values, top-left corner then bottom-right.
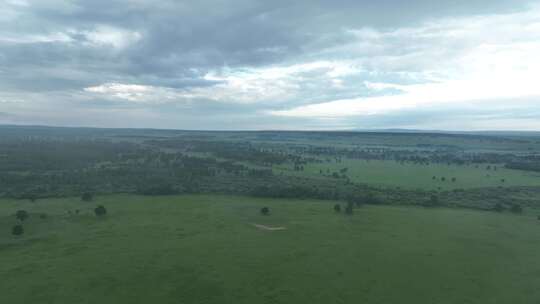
[[251, 223, 287, 231]]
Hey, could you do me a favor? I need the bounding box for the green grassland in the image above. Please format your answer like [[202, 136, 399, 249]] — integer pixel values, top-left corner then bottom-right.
[[235, 132, 540, 153], [276, 159, 540, 190], [2, 194, 540, 304]]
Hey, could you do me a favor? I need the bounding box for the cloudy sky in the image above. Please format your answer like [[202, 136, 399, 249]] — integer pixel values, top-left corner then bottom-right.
[[1, 0, 540, 130]]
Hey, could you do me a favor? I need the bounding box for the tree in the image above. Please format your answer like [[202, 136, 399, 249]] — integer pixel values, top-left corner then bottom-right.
[[510, 204, 523, 214], [451, 177, 456, 182], [260, 207, 270, 216], [39, 213, 47, 219], [345, 202, 354, 215], [81, 192, 94, 202], [334, 204, 341, 213], [12, 225, 24, 236], [347, 196, 363, 207], [94, 205, 107, 217], [493, 203, 504, 212], [365, 193, 381, 205], [427, 195, 439, 207], [15, 210, 29, 221]]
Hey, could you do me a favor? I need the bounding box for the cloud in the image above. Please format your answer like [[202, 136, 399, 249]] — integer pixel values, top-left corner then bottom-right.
[[79, 26, 142, 49], [269, 5, 540, 121], [1, 0, 540, 130]]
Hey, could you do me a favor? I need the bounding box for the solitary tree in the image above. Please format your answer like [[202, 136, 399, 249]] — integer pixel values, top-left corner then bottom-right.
[[15, 210, 29, 221], [81, 192, 94, 202], [94, 205, 107, 217], [12, 225, 24, 236], [260, 207, 270, 216], [334, 204, 341, 213], [493, 203, 504, 212], [427, 195, 439, 207], [510, 204, 523, 214], [347, 196, 363, 207], [345, 202, 354, 215]]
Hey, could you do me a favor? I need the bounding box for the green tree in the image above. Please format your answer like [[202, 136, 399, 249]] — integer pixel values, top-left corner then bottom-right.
[[345, 202, 354, 215], [334, 204, 341, 213], [94, 205, 107, 217], [15, 210, 29, 221], [427, 195, 439, 207], [260, 207, 270, 215], [12, 225, 24, 236], [81, 192, 94, 202], [510, 204, 523, 214]]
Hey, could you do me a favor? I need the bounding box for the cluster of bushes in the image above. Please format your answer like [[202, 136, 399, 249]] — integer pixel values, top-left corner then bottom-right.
[[492, 203, 524, 214], [9, 193, 107, 237], [333, 201, 356, 215]]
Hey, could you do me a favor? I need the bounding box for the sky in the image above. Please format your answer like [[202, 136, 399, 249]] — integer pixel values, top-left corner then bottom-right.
[[1, 0, 540, 131]]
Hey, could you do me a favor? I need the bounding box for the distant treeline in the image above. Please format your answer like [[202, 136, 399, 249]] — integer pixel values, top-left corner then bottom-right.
[[1, 128, 540, 213], [505, 160, 540, 172]]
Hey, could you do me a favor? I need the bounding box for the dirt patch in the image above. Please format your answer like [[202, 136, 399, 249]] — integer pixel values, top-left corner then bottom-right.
[[251, 223, 287, 231]]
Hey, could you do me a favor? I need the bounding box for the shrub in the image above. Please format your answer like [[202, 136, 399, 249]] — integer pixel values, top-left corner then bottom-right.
[[260, 207, 270, 215], [334, 204, 341, 212], [12, 225, 24, 236], [15, 210, 29, 221], [94, 205, 107, 217]]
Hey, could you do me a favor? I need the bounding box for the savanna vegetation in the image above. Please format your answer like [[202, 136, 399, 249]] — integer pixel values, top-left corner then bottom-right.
[[2, 126, 540, 303]]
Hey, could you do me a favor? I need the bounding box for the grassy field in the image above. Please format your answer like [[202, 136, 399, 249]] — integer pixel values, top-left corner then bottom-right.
[[2, 194, 540, 304], [276, 159, 540, 190]]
